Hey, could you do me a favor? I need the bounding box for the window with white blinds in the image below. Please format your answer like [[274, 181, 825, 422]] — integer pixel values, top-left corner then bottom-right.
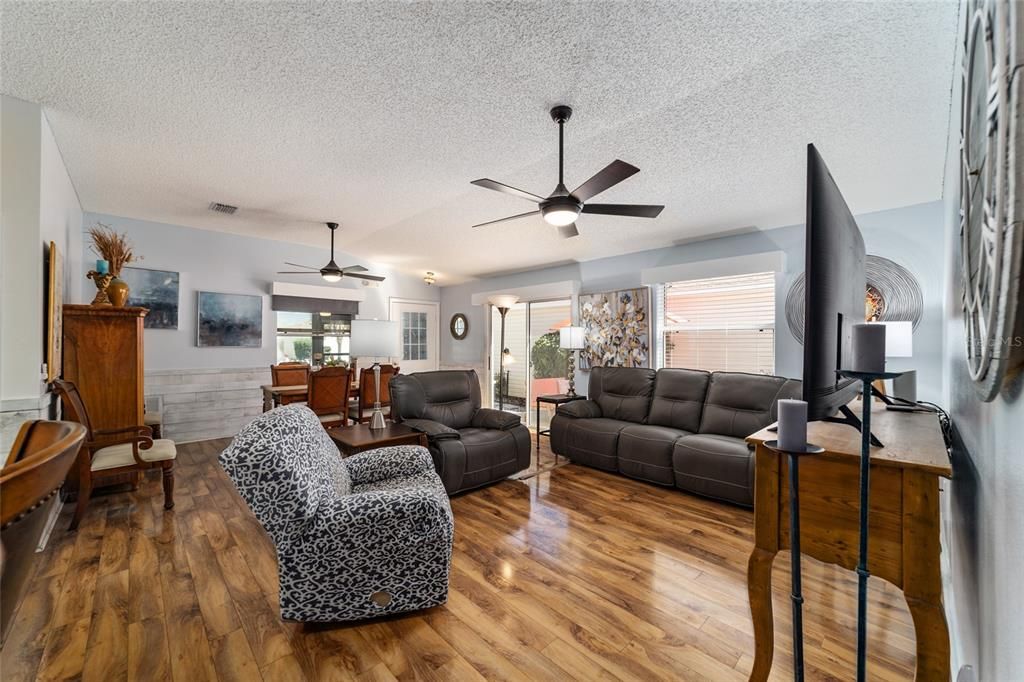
[[660, 272, 776, 374]]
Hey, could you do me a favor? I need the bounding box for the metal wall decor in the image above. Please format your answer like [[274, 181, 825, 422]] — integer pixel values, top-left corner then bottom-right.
[[785, 255, 925, 343], [960, 0, 1024, 401]]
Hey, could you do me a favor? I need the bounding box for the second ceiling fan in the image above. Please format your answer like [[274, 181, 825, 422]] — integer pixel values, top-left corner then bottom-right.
[[471, 105, 664, 238], [277, 222, 386, 283]]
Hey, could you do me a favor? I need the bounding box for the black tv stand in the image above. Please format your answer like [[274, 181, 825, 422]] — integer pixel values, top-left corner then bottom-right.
[[824, 404, 884, 447]]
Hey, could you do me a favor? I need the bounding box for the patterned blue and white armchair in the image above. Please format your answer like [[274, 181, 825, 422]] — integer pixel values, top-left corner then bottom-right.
[[219, 405, 454, 622]]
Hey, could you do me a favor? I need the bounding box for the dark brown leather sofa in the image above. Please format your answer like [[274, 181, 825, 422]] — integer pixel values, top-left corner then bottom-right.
[[390, 370, 531, 495], [550, 367, 801, 506]]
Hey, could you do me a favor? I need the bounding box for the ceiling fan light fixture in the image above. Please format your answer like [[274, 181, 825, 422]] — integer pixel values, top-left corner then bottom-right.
[[540, 195, 582, 227], [542, 206, 580, 226], [321, 272, 343, 283]]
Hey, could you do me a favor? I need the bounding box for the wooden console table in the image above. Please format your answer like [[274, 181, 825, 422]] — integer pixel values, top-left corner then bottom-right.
[[745, 401, 951, 681]]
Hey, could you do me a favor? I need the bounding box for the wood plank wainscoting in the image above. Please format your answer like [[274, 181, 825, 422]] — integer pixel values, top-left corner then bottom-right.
[[144, 368, 269, 443], [1, 437, 919, 681]]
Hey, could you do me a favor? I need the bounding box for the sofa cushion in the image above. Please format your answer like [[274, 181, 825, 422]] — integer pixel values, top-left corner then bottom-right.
[[698, 372, 801, 438], [672, 434, 754, 506], [589, 367, 656, 423], [646, 368, 710, 432], [617, 424, 690, 485], [562, 417, 631, 471]]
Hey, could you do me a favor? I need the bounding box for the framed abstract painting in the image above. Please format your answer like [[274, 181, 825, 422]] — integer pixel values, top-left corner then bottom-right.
[[122, 266, 179, 329], [578, 287, 650, 369], [197, 291, 262, 348]]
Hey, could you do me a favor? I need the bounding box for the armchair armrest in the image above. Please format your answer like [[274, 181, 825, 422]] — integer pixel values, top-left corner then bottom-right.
[[93, 424, 154, 440], [344, 446, 435, 485], [307, 484, 453, 548], [471, 408, 521, 430], [402, 419, 461, 441], [556, 400, 602, 419]]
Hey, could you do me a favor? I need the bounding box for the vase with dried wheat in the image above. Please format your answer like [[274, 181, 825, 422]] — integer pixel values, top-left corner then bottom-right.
[[88, 224, 139, 307]]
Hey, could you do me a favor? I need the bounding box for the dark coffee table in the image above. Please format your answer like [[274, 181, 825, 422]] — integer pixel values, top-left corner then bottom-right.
[[326, 422, 428, 457]]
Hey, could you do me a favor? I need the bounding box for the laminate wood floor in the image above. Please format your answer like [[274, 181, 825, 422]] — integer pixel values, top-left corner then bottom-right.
[[2, 436, 918, 681]]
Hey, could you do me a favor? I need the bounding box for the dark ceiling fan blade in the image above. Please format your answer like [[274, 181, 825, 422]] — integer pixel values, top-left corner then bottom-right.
[[472, 210, 541, 228], [340, 264, 368, 273], [471, 179, 545, 203], [571, 160, 640, 202], [581, 203, 665, 218], [277, 271, 322, 275], [558, 223, 580, 239], [343, 271, 385, 282], [284, 261, 320, 270]]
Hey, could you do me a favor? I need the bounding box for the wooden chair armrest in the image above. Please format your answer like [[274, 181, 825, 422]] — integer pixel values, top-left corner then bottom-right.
[[93, 425, 154, 439]]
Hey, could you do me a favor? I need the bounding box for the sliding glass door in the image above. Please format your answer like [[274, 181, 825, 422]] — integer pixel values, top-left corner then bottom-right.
[[489, 298, 573, 473]]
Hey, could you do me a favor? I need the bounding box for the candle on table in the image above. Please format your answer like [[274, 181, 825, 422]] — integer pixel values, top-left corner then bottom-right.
[[851, 323, 886, 373], [95, 259, 109, 275], [777, 399, 808, 452]]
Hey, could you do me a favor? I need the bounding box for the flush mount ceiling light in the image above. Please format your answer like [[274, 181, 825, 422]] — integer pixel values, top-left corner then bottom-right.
[[424, 272, 436, 285], [470, 105, 665, 238], [277, 222, 386, 284]]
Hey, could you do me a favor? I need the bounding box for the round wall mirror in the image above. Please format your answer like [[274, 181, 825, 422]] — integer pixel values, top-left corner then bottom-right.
[[450, 313, 469, 340]]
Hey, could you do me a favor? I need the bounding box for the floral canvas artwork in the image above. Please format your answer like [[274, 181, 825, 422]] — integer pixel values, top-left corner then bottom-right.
[[579, 288, 650, 369]]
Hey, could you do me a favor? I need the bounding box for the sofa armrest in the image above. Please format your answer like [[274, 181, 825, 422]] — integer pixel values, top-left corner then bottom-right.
[[556, 400, 602, 419], [471, 408, 521, 430], [402, 418, 461, 441], [344, 445, 435, 485]]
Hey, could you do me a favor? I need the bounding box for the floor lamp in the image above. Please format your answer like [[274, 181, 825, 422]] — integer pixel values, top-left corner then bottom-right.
[[488, 294, 519, 412], [350, 319, 400, 430]]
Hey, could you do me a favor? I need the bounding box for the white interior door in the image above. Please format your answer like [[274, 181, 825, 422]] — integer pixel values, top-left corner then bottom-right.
[[390, 299, 440, 373]]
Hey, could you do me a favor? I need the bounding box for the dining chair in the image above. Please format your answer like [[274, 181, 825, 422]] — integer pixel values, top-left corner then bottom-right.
[[349, 364, 397, 424], [52, 379, 177, 530], [271, 362, 311, 406], [307, 367, 352, 428]]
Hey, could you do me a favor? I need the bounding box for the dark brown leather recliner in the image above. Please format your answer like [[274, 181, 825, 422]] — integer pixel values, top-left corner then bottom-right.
[[389, 370, 531, 495], [550, 367, 801, 506]]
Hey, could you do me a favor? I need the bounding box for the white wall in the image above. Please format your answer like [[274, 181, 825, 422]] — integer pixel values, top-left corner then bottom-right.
[[939, 3, 1024, 678], [80, 212, 439, 371], [440, 200, 946, 402], [0, 95, 84, 449]]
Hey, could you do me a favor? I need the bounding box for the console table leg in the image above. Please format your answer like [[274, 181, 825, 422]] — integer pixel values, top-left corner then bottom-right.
[[747, 547, 777, 682]]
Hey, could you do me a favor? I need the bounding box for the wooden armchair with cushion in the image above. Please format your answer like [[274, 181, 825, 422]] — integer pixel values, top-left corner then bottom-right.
[[1, 420, 85, 644], [53, 379, 177, 530], [307, 367, 351, 428], [349, 364, 398, 424], [271, 362, 311, 405]]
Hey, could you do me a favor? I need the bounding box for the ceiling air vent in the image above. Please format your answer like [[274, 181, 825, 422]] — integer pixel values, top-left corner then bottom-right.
[[208, 202, 238, 215]]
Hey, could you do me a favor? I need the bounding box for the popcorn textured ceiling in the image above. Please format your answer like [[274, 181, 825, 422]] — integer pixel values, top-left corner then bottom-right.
[[1, 1, 959, 283]]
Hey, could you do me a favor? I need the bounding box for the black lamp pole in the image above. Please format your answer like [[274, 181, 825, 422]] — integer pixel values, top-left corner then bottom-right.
[[496, 306, 510, 412]]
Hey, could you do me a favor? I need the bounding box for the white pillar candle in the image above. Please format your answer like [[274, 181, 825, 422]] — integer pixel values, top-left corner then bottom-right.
[[851, 323, 886, 374], [777, 399, 808, 452]]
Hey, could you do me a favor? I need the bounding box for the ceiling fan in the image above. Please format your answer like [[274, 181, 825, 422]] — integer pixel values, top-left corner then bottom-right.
[[277, 222, 385, 283], [471, 105, 664, 238]]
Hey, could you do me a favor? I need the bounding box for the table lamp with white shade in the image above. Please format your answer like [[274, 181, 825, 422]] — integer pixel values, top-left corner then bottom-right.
[[559, 326, 585, 398], [488, 294, 519, 411], [868, 320, 926, 410], [350, 319, 400, 430]]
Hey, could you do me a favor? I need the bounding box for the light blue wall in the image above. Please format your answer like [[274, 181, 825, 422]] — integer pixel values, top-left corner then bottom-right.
[[938, 4, 1024, 676], [80, 213, 439, 371], [440, 200, 945, 402]]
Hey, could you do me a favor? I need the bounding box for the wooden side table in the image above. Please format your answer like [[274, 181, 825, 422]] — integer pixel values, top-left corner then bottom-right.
[[326, 422, 428, 457], [535, 394, 585, 454]]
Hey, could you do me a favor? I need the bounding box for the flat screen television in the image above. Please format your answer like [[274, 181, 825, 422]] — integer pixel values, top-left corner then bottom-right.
[[802, 144, 867, 426]]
